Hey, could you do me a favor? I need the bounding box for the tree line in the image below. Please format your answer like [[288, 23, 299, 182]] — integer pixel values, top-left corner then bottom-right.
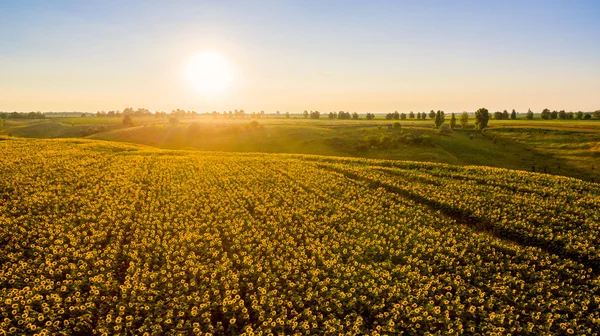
[[0, 112, 46, 119]]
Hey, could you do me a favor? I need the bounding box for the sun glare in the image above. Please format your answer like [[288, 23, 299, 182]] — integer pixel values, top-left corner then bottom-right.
[[183, 51, 234, 95]]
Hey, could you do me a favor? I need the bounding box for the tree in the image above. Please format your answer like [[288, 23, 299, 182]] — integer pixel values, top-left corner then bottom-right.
[[541, 108, 551, 120], [417, 112, 422, 119], [526, 109, 534, 120], [461, 112, 469, 128], [594, 110, 600, 119], [576, 111, 584, 119], [511, 109, 517, 120], [385, 113, 393, 120], [400, 113, 406, 120], [567, 112, 574, 119], [450, 112, 456, 129], [122, 115, 134, 127], [338, 111, 351, 120], [276, 111, 280, 117], [409, 111, 415, 119], [429, 110, 436, 119], [303, 110, 309, 118], [352, 112, 359, 120], [494, 112, 503, 120], [474, 108, 489, 130], [366, 113, 374, 120], [285, 111, 290, 118], [584, 113, 592, 120], [550, 110, 558, 119], [558, 110, 567, 120], [309, 111, 320, 119], [435, 110, 445, 128], [502, 110, 509, 120], [393, 111, 400, 120]]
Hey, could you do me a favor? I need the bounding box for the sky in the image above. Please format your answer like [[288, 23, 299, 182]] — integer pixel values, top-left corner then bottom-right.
[[1, 0, 599, 113]]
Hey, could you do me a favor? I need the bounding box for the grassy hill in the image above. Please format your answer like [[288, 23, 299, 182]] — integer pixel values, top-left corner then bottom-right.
[[1, 137, 599, 334], [2, 117, 600, 182], [89, 119, 600, 182]]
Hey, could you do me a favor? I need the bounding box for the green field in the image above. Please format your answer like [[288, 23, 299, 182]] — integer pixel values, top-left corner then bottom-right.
[[1, 138, 599, 335], [2, 116, 599, 182]]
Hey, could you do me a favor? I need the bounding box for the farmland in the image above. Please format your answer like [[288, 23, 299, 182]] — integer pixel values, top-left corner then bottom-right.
[[2, 116, 600, 182], [1, 138, 599, 335]]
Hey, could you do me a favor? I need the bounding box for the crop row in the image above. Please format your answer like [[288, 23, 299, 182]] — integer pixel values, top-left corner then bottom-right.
[[0, 139, 599, 335]]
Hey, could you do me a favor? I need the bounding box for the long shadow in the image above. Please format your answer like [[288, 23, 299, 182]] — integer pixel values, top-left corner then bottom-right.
[[321, 164, 600, 276]]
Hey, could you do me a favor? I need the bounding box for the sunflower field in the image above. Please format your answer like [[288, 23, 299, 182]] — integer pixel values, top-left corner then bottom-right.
[[1, 138, 599, 335]]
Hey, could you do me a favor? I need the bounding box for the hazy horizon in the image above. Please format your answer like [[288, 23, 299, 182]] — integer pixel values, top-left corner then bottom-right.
[[2, 0, 599, 113]]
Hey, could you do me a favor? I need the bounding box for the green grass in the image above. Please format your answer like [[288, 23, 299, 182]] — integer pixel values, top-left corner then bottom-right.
[[46, 116, 161, 125], [3, 116, 600, 182]]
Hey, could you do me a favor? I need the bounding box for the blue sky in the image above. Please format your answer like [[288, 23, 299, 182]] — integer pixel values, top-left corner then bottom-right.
[[1, 0, 599, 112]]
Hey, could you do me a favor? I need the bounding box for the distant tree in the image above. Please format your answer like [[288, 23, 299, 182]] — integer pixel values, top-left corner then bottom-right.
[[429, 110, 436, 119], [558, 110, 567, 120], [594, 110, 600, 119], [328, 112, 336, 119], [502, 110, 509, 120], [260, 110, 265, 118], [526, 109, 534, 120], [450, 112, 456, 129], [434, 110, 445, 128], [475, 108, 489, 130], [400, 113, 406, 120], [438, 123, 453, 135], [285, 111, 290, 118], [169, 116, 179, 126], [393, 111, 400, 120], [81, 113, 86, 118], [409, 111, 415, 119], [309, 111, 320, 119], [303, 110, 309, 119], [366, 113, 374, 120], [416, 112, 421, 119], [123, 107, 134, 115], [276, 111, 280, 117], [511, 109, 517, 120], [385, 113, 393, 120], [576, 111, 584, 119], [567, 112, 574, 119], [550, 110, 558, 119], [584, 113, 592, 120], [122, 115, 134, 127], [337, 111, 351, 120], [541, 108, 551, 120], [461, 112, 469, 129], [352, 112, 359, 120], [494, 112, 503, 120]]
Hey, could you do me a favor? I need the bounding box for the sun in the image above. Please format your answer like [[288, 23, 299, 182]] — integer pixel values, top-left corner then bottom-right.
[[183, 51, 234, 95]]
